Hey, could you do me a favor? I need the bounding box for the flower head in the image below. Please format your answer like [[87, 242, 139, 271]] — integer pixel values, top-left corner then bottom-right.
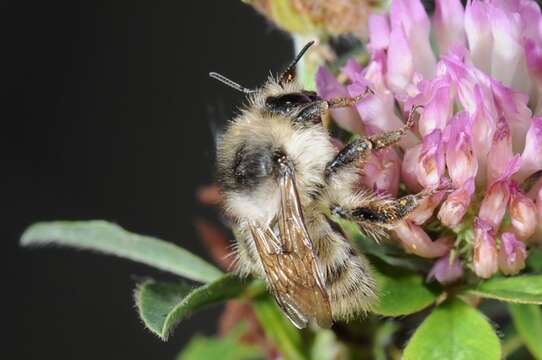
[[316, 0, 542, 280]]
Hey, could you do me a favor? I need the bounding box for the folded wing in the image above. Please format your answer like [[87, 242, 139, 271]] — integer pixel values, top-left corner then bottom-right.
[[248, 165, 332, 329]]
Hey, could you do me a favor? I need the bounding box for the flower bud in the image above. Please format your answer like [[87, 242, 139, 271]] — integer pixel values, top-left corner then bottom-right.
[[478, 179, 510, 229], [393, 221, 451, 258], [517, 117, 542, 182], [427, 253, 463, 285], [438, 177, 475, 228], [487, 116, 514, 185], [508, 182, 537, 240], [444, 112, 478, 187], [473, 217, 498, 279], [498, 232, 527, 275], [417, 129, 445, 188]]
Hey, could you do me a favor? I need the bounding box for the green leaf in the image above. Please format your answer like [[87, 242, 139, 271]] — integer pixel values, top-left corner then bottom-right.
[[508, 304, 542, 359], [177, 327, 263, 360], [527, 248, 542, 272], [21, 220, 223, 283], [403, 298, 501, 360], [371, 258, 439, 316], [135, 274, 247, 340], [466, 275, 542, 304], [336, 218, 431, 272], [251, 295, 307, 360]]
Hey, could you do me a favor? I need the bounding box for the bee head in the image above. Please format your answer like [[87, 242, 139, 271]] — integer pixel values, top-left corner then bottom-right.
[[210, 41, 326, 126]]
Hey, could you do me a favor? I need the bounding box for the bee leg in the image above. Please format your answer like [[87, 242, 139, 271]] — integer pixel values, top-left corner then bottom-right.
[[331, 192, 425, 226], [295, 100, 329, 125], [324, 137, 373, 178], [324, 105, 422, 178], [367, 105, 422, 150], [294, 90, 377, 125], [326, 86, 374, 108]]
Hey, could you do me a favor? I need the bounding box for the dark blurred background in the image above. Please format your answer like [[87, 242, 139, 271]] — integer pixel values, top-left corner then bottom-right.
[[4, 1, 291, 358]]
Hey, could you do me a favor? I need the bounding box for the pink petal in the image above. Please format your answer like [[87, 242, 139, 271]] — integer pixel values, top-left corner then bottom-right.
[[417, 129, 445, 188], [487, 116, 514, 185], [517, 0, 542, 42], [389, 0, 436, 81], [473, 217, 498, 279], [367, 14, 390, 53], [498, 232, 527, 275], [488, 4, 530, 92], [389, 0, 430, 37], [471, 85, 497, 184], [464, 0, 493, 74], [409, 190, 446, 225], [401, 144, 423, 192], [386, 26, 414, 93], [491, 80, 532, 153], [479, 179, 511, 229], [533, 187, 542, 245], [347, 73, 418, 149], [427, 253, 463, 284], [441, 48, 494, 113], [316, 67, 364, 134], [516, 117, 542, 182], [393, 220, 451, 258], [508, 181, 538, 240], [341, 58, 363, 83], [407, 76, 453, 137], [362, 55, 389, 93], [359, 149, 401, 197], [438, 177, 475, 228], [525, 38, 542, 82], [433, 0, 466, 55], [444, 112, 478, 187]]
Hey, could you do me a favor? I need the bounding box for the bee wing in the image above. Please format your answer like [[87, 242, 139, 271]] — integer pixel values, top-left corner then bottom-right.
[[248, 169, 332, 329]]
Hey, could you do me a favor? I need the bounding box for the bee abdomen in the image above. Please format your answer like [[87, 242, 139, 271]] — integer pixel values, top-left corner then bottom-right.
[[313, 213, 377, 321], [324, 250, 377, 321]]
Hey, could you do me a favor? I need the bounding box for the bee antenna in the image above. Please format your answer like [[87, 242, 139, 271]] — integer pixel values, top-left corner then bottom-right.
[[209, 72, 255, 94], [278, 40, 315, 85]]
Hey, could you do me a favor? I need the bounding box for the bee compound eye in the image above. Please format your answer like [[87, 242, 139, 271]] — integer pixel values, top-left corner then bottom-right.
[[265, 93, 313, 115]]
